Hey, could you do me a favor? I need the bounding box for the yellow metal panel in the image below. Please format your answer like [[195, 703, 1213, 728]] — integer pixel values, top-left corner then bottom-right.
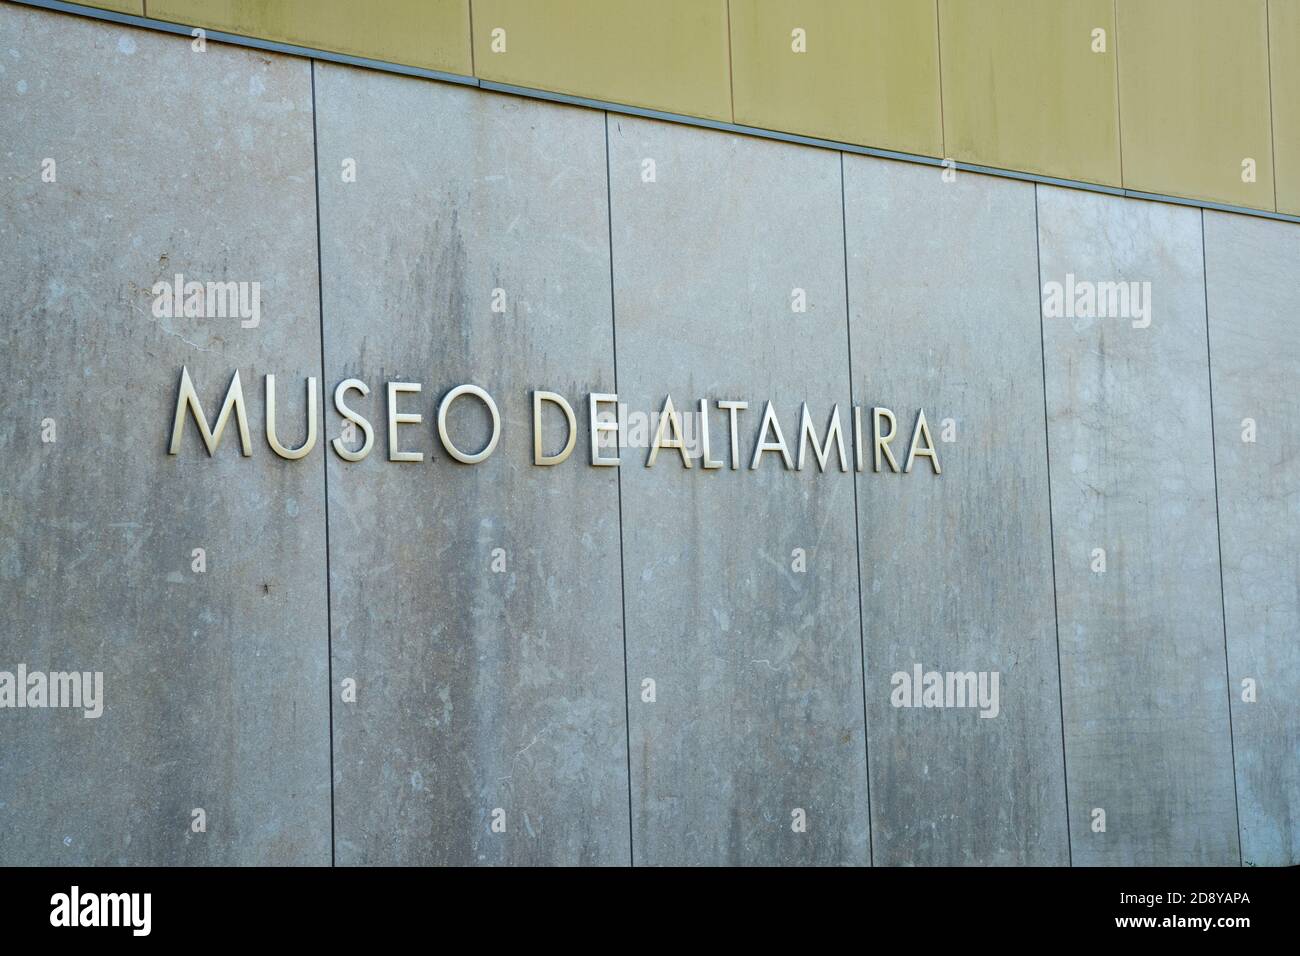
[[146, 1, 473, 74], [939, 0, 1120, 186], [1271, 0, 1300, 214], [1117, 0, 1274, 209], [84, 0, 143, 13], [729, 0, 942, 157], [471, 0, 732, 122]]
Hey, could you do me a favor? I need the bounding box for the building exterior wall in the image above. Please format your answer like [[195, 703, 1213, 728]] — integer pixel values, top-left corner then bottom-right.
[[314, 65, 631, 866], [609, 116, 872, 865], [845, 159, 1070, 865], [0, 6, 331, 864], [1038, 187, 1239, 865], [1, 3, 1296, 866], [1204, 211, 1300, 867], [56, 0, 1300, 215]]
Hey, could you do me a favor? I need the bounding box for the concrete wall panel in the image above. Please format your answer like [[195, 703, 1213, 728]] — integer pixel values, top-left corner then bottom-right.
[[1116, 0, 1275, 210], [1037, 186, 1239, 865], [5, 3, 1299, 869], [608, 115, 871, 865], [149, 0, 473, 75], [939, 0, 1122, 187], [472, 0, 732, 122], [844, 158, 1069, 865], [33, 0, 1300, 216], [79, 0, 142, 14], [0, 7, 329, 864], [1204, 210, 1300, 866], [313, 64, 630, 865], [730, 0, 943, 158], [1272, 0, 1300, 215]]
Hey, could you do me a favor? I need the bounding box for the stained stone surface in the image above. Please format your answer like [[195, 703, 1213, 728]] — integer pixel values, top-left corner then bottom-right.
[[1204, 210, 1300, 867], [608, 114, 872, 865], [314, 64, 630, 865], [0, 6, 330, 865], [2, 4, 1297, 869], [1037, 186, 1239, 866], [844, 158, 1070, 865]]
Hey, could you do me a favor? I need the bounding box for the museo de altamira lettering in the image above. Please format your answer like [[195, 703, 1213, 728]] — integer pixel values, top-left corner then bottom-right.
[[166, 367, 943, 475]]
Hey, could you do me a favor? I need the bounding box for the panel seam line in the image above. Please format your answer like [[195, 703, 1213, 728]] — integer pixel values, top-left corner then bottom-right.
[[309, 60, 337, 868], [725, 0, 736, 124], [1266, 0, 1279, 212], [1201, 209, 1245, 866], [604, 113, 636, 867], [934, 0, 946, 161], [1034, 183, 1074, 866], [840, 152, 875, 867], [1113, 0, 1125, 185]]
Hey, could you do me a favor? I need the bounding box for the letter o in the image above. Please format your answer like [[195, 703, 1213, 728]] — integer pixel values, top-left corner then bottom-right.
[[437, 384, 501, 464]]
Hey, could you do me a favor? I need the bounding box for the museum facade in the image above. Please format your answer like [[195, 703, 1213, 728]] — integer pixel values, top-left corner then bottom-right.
[[1, 1, 1296, 867]]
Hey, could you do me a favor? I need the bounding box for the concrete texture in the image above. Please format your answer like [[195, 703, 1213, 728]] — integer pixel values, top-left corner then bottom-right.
[[472, 0, 733, 121], [149, 0, 474, 75], [730, 0, 943, 158], [1204, 210, 1300, 867], [313, 64, 631, 865], [1115, 0, 1275, 210], [608, 115, 871, 865], [938, 0, 1122, 187], [0, 7, 330, 864], [843, 158, 1070, 865], [1272, 0, 1300, 215], [28, 0, 1300, 215], [1037, 186, 1239, 865], [3, 4, 1298, 868]]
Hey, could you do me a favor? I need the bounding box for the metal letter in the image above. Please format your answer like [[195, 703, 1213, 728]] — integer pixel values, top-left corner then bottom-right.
[[332, 378, 374, 462], [533, 390, 576, 466], [647, 394, 692, 468], [387, 381, 423, 463], [437, 384, 501, 465], [265, 374, 318, 460], [905, 408, 941, 474], [717, 400, 749, 470], [873, 407, 900, 473], [854, 405, 864, 472], [750, 401, 793, 470], [699, 398, 723, 469], [797, 402, 847, 472], [168, 366, 252, 457], [589, 393, 621, 466]]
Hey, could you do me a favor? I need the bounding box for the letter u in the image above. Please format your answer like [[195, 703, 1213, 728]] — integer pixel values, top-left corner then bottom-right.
[[265, 374, 318, 460]]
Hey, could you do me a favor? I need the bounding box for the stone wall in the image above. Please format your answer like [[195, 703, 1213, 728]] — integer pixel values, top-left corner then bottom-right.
[[1, 5, 1295, 866]]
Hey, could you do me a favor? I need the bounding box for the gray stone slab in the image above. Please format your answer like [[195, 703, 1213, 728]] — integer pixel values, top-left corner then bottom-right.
[[0, 6, 330, 864], [314, 64, 630, 865], [843, 158, 1069, 865], [1037, 186, 1239, 865], [1204, 210, 1300, 867], [608, 115, 871, 865]]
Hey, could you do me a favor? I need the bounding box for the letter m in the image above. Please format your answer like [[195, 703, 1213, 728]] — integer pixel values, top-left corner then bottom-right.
[[101, 894, 129, 927], [206, 280, 240, 319], [1096, 281, 1128, 319], [797, 403, 847, 472], [51, 672, 81, 709], [169, 366, 252, 456]]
